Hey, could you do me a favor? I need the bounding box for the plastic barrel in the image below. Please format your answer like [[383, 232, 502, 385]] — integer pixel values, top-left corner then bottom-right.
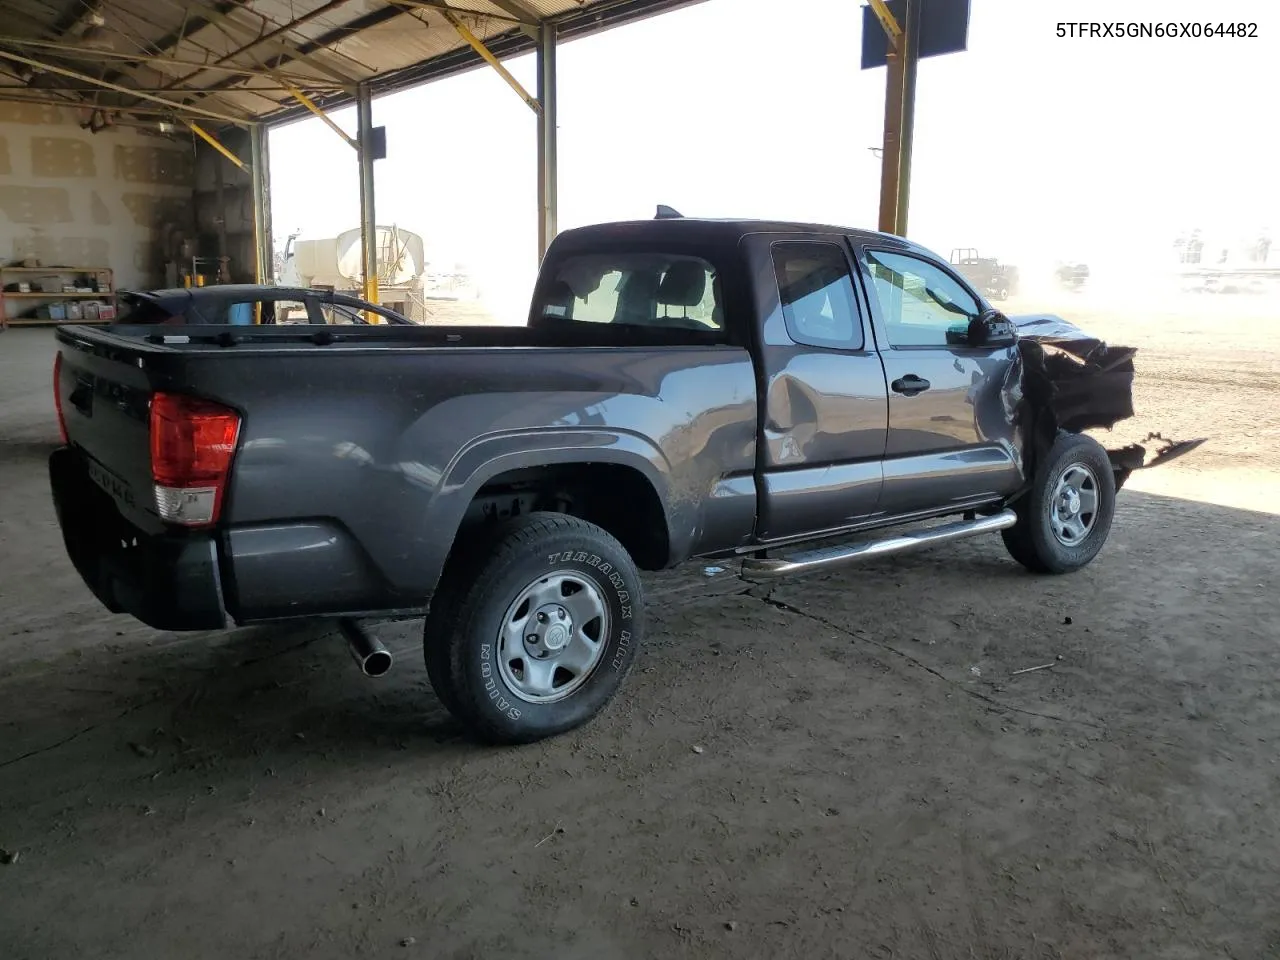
[[227, 301, 253, 326]]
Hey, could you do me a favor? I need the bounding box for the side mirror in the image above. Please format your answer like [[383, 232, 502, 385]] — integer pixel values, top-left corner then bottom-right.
[[968, 309, 1017, 348]]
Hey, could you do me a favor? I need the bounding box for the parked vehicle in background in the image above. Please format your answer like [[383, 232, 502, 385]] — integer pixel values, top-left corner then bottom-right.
[[1055, 261, 1090, 290], [950, 247, 1019, 300], [277, 225, 479, 322], [48, 211, 1202, 745]]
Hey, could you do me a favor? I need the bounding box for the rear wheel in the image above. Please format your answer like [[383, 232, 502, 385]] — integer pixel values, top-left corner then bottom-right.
[[1003, 432, 1116, 574], [423, 513, 643, 744]]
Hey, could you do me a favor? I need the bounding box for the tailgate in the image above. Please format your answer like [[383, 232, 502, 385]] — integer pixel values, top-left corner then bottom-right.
[[55, 330, 162, 532]]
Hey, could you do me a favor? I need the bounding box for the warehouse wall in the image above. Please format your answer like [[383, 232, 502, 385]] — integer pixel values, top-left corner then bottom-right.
[[193, 126, 260, 285], [0, 102, 195, 290]]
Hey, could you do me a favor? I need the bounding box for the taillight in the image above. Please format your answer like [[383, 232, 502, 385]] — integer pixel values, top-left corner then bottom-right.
[[149, 392, 241, 527], [53, 352, 69, 445]]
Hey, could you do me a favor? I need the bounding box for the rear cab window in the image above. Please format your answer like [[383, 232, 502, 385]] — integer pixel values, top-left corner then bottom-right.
[[185, 299, 313, 325], [769, 241, 864, 349], [533, 252, 724, 333]]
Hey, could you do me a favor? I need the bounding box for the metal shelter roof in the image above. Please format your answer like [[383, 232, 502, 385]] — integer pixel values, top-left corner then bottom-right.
[[0, 0, 705, 127]]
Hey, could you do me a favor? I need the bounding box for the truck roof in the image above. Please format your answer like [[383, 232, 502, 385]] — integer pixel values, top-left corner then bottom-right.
[[549, 216, 931, 259]]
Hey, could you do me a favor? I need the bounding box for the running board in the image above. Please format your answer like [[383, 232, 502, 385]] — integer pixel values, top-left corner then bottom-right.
[[741, 509, 1018, 580]]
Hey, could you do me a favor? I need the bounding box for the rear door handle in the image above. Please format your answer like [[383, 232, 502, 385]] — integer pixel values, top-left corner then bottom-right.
[[891, 375, 931, 397]]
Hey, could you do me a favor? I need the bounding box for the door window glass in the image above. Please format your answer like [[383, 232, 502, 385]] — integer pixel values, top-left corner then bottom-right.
[[864, 250, 980, 347], [770, 242, 863, 349]]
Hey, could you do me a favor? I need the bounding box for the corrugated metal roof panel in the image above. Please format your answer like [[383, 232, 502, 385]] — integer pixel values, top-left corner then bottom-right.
[[0, 0, 708, 123]]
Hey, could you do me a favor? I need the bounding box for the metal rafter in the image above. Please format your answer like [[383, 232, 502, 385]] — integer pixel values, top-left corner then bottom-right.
[[155, 1, 405, 122], [153, 0, 361, 92], [0, 47, 250, 123], [188, 120, 247, 169], [485, 0, 542, 25], [157, 0, 366, 86], [50, 0, 106, 39], [438, 7, 540, 113], [0, 38, 344, 86], [387, 1, 532, 26], [255, 0, 708, 126], [7, 0, 248, 119]]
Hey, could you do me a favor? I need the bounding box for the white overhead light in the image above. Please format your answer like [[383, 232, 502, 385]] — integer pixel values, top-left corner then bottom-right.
[[81, 13, 114, 50]]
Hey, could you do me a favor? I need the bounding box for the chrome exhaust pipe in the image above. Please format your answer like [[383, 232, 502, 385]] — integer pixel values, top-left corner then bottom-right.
[[338, 619, 393, 678]]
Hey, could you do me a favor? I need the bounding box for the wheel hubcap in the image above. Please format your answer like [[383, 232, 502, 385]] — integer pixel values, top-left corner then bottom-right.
[[1050, 463, 1099, 546], [498, 571, 610, 703]]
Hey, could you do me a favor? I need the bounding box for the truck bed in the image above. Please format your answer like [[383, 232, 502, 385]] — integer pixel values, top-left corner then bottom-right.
[[51, 322, 758, 628]]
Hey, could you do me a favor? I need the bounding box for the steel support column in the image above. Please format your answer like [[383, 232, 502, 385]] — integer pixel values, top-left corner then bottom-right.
[[356, 83, 379, 317], [894, 0, 921, 235], [874, 0, 918, 236], [536, 22, 558, 261], [250, 123, 272, 286]]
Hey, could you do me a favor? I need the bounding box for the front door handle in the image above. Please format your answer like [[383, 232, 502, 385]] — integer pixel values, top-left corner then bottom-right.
[[891, 375, 931, 397]]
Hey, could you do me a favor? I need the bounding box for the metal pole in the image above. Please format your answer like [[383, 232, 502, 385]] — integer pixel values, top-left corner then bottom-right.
[[214, 150, 229, 282], [536, 22, 558, 261], [356, 83, 379, 317], [895, 0, 921, 236], [876, 32, 905, 234], [249, 123, 272, 287]]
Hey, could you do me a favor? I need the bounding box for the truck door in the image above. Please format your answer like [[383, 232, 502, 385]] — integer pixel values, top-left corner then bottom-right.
[[854, 244, 1023, 516], [746, 234, 889, 541]]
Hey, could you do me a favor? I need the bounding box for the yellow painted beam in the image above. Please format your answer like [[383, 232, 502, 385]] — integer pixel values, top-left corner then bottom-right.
[[187, 122, 247, 172], [868, 0, 903, 48], [440, 8, 541, 114], [284, 82, 358, 148]]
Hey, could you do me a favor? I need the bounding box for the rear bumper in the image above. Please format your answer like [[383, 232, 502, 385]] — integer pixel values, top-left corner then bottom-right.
[[48, 446, 228, 631]]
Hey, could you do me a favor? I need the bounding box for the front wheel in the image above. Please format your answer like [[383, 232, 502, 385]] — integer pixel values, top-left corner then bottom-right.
[[424, 513, 644, 744], [1002, 433, 1116, 574]]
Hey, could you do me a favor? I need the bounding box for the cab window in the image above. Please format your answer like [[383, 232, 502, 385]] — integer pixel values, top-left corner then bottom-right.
[[535, 253, 723, 331], [864, 250, 980, 347], [770, 242, 863, 349]]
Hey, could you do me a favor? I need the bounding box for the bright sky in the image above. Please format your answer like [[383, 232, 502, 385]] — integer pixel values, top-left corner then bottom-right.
[[269, 0, 1279, 323]]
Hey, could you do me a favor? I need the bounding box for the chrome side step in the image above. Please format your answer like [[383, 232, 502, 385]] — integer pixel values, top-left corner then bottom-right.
[[740, 509, 1018, 580]]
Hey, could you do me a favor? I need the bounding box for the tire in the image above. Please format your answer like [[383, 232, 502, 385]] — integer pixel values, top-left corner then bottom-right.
[[1002, 432, 1116, 574], [423, 512, 644, 744]]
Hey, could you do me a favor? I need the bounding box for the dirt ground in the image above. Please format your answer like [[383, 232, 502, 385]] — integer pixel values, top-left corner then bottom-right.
[[2, 294, 1279, 960]]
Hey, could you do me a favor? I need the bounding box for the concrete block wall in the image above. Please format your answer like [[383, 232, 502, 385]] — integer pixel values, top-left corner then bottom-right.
[[0, 102, 195, 291]]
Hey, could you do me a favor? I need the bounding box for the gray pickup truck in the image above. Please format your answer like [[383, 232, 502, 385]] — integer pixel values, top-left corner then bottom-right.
[[49, 211, 1200, 744]]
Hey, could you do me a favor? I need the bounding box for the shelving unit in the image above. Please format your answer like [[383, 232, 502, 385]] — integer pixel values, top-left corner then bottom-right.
[[1, 266, 116, 330]]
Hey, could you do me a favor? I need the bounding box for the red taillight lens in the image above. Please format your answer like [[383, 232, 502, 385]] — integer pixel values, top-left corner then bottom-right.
[[149, 392, 241, 526], [53, 352, 69, 445]]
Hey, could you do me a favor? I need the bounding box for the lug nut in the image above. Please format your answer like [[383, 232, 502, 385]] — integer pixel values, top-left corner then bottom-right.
[[557, 608, 566, 620], [537, 612, 548, 623]]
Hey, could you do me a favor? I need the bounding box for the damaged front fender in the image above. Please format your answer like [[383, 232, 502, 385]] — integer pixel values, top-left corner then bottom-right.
[[1009, 313, 1206, 488]]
